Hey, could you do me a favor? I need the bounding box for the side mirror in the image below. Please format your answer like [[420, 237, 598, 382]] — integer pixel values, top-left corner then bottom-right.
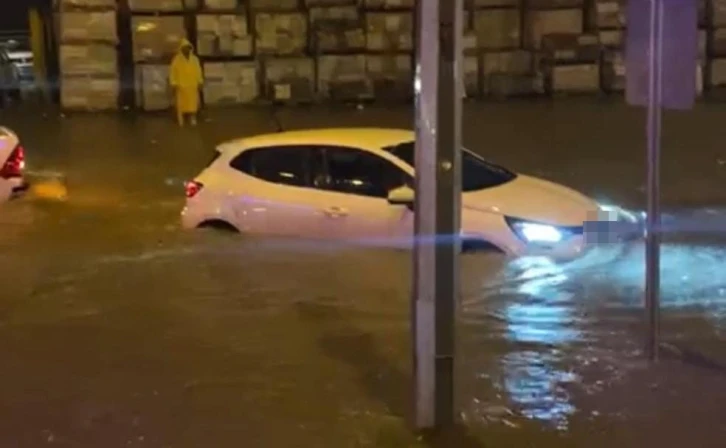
[[387, 186, 415, 209]]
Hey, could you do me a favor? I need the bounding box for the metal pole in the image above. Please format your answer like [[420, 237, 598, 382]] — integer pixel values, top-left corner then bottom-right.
[[412, 0, 463, 430], [645, 0, 663, 362]]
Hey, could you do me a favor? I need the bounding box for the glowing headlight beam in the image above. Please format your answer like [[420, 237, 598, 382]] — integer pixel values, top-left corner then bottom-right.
[[516, 222, 563, 243]]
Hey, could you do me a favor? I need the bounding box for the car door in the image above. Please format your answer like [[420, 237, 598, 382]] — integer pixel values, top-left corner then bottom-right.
[[227, 145, 332, 239], [317, 146, 414, 247]]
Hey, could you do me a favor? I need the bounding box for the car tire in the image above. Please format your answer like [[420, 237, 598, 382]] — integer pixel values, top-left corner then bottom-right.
[[197, 219, 239, 233]]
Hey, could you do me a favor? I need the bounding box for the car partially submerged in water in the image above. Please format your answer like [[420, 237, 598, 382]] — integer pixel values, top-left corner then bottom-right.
[[181, 128, 640, 259], [0, 126, 27, 202]]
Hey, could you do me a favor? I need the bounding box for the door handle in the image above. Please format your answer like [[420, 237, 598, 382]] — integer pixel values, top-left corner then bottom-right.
[[323, 206, 348, 217]]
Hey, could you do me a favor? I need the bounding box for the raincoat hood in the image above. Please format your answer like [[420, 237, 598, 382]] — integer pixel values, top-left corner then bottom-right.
[[178, 38, 194, 53]]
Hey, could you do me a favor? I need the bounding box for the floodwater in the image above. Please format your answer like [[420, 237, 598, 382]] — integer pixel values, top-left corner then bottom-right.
[[1, 100, 726, 447]]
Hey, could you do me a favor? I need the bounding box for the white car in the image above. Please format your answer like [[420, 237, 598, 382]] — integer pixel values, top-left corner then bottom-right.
[[181, 128, 639, 259], [0, 126, 27, 202]]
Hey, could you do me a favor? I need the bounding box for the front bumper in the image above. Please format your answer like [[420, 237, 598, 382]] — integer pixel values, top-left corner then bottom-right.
[[584, 207, 644, 244], [510, 207, 643, 261], [512, 234, 589, 261]]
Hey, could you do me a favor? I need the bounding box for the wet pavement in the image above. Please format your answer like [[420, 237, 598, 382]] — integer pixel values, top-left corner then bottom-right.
[[1, 100, 726, 447]]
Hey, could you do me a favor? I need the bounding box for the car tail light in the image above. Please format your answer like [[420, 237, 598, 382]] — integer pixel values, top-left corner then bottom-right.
[[0, 144, 25, 179], [185, 180, 203, 198]]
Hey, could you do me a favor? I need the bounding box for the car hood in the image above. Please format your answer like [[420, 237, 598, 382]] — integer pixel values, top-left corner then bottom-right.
[[462, 174, 599, 226]]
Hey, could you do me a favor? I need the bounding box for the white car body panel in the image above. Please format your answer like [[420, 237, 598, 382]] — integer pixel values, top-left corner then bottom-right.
[[313, 189, 413, 246], [181, 128, 627, 259], [463, 175, 598, 226], [0, 126, 22, 203]]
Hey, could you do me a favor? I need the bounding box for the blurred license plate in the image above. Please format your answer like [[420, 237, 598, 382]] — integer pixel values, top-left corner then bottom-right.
[[584, 220, 643, 244]]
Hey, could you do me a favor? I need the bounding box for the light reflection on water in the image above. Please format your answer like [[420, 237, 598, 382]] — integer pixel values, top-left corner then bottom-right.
[[499, 256, 581, 429], [7, 189, 726, 436], [466, 240, 726, 430], [501, 351, 578, 428]]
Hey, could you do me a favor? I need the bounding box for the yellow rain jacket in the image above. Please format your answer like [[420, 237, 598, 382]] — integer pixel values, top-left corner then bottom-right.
[[169, 39, 203, 114]]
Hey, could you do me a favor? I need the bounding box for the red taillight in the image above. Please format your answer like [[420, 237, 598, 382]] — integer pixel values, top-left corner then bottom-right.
[[185, 180, 203, 198], [0, 144, 24, 179]]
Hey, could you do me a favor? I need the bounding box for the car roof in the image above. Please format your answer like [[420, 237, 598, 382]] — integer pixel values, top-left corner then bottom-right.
[[219, 128, 414, 153]]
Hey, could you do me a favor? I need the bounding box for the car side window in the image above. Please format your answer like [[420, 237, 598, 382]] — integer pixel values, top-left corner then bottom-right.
[[323, 147, 410, 198], [229, 146, 311, 187]]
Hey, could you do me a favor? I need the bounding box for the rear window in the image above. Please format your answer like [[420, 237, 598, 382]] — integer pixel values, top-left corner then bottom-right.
[[229, 146, 310, 187]]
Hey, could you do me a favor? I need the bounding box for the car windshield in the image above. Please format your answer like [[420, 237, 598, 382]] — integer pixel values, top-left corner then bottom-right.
[[384, 141, 517, 191]]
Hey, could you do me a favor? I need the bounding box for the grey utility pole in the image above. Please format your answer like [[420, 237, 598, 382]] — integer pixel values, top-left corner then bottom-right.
[[626, 0, 698, 362], [412, 0, 463, 429]]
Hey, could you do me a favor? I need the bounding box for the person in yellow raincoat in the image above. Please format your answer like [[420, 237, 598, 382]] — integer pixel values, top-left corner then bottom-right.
[[169, 39, 203, 126]]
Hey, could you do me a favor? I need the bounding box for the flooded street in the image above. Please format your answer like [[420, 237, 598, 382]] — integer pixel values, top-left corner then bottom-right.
[[1, 100, 726, 447]]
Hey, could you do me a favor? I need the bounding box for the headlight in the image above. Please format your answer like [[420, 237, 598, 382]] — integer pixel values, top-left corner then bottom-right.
[[507, 218, 563, 243]]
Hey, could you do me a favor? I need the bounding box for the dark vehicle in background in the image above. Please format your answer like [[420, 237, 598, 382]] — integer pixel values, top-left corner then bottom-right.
[[0, 34, 34, 106]]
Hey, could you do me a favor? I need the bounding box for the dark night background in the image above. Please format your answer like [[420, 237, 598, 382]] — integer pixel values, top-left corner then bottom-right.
[[1, 0, 48, 31]]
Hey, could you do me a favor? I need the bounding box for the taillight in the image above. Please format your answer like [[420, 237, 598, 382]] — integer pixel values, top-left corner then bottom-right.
[[185, 180, 203, 198], [0, 144, 24, 179]]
